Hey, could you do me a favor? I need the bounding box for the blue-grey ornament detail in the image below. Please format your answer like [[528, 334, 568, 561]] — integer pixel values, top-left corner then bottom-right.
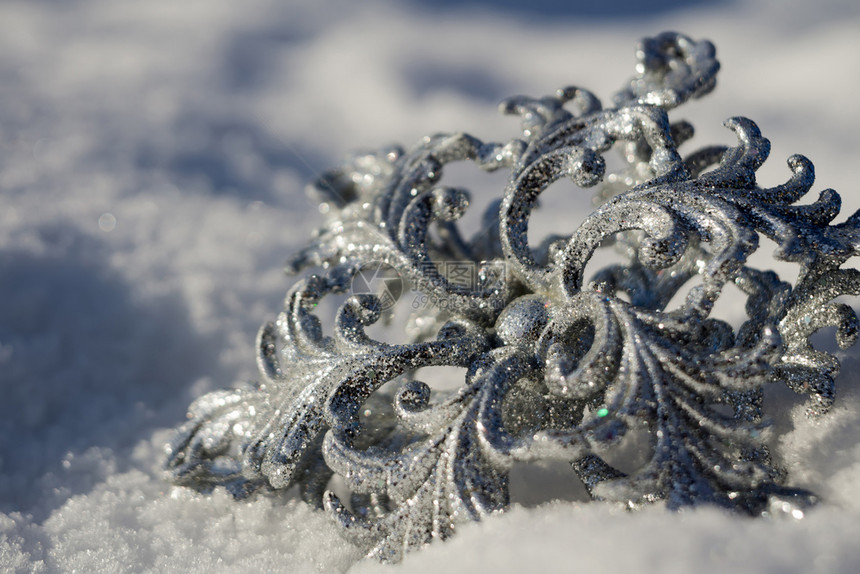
[[164, 32, 860, 562]]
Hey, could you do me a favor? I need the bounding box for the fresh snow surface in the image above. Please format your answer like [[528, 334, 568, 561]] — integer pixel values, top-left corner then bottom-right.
[[1, 0, 860, 572]]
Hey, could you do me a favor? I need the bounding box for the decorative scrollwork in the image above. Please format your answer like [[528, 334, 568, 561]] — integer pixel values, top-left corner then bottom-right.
[[165, 32, 860, 562]]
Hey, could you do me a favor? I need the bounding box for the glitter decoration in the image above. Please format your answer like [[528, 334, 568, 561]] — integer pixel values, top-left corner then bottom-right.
[[164, 32, 860, 562]]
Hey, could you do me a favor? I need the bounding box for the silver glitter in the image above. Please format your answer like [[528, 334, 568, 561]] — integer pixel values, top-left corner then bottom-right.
[[164, 32, 859, 562]]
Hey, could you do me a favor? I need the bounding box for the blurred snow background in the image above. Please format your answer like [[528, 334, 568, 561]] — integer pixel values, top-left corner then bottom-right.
[[1, 0, 860, 571]]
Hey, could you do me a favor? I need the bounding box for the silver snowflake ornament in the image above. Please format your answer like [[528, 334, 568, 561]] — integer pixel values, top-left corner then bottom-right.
[[165, 32, 860, 562]]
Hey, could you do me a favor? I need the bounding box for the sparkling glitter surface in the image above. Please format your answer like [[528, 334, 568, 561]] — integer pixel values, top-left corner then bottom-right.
[[164, 32, 860, 562]]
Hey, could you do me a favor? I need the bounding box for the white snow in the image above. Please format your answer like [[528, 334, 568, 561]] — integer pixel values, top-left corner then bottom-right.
[[1, 0, 860, 571]]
